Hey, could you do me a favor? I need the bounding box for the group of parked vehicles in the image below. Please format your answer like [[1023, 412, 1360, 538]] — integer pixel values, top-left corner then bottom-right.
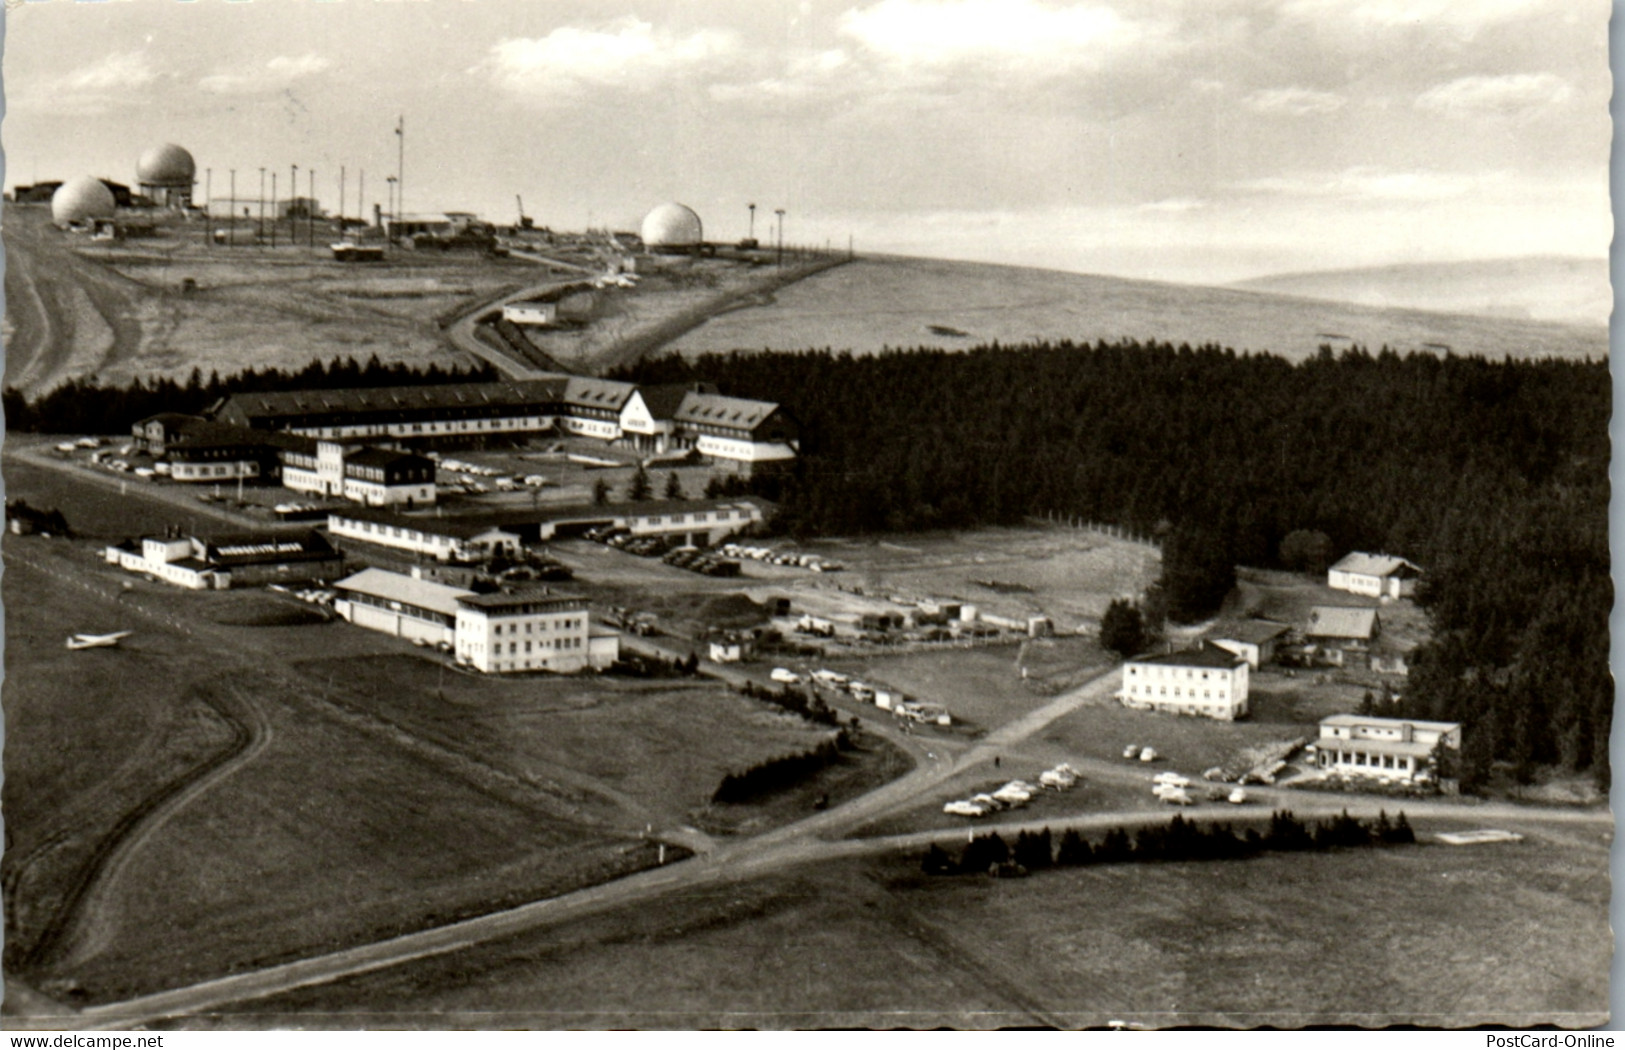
[[943, 764, 1082, 817], [716, 543, 842, 573]]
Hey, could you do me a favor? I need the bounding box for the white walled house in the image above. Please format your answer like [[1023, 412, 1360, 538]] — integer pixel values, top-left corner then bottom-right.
[[326, 509, 521, 562], [454, 588, 618, 674], [1120, 646, 1250, 721], [105, 530, 342, 590], [1328, 552, 1421, 600], [1310, 714, 1461, 784], [501, 300, 559, 326], [333, 568, 469, 647], [282, 441, 435, 507]]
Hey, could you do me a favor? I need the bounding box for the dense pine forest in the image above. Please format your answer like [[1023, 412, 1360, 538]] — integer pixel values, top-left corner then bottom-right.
[[1, 356, 498, 436], [618, 342, 1611, 789]]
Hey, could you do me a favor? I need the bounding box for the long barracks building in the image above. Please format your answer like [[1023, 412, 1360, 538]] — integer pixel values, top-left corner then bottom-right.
[[212, 376, 799, 470]]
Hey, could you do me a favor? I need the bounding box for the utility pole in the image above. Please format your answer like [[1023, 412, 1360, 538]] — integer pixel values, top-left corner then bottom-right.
[[289, 164, 297, 246], [204, 168, 212, 246], [309, 168, 316, 247], [775, 208, 785, 268], [339, 166, 346, 233], [228, 169, 236, 247], [395, 115, 405, 229], [748, 202, 756, 242], [258, 168, 266, 247]]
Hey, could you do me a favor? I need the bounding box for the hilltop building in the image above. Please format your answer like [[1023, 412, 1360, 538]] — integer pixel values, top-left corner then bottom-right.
[[137, 144, 196, 209], [454, 587, 618, 673]]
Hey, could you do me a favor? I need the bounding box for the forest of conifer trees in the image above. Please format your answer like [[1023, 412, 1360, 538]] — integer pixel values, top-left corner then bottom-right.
[[619, 341, 1610, 788]]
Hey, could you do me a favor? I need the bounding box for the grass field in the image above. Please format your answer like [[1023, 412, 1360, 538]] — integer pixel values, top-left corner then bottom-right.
[[666, 255, 1608, 363], [2, 524, 910, 1005], [210, 821, 1609, 1028]]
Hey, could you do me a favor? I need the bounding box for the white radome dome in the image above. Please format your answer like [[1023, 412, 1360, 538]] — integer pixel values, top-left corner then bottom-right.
[[137, 143, 196, 185], [51, 177, 116, 225], [640, 202, 703, 249]]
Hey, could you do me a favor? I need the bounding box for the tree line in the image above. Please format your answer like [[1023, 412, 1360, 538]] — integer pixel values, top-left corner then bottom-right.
[[712, 732, 852, 803], [3, 355, 498, 436], [615, 342, 1610, 788], [923, 809, 1417, 877]]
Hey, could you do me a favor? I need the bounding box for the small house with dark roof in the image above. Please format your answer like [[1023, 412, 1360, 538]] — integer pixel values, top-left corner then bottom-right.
[[1303, 605, 1381, 667], [1119, 644, 1250, 721], [1208, 619, 1291, 670]]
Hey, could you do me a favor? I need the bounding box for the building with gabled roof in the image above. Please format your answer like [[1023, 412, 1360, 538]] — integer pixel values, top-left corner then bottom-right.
[[1328, 551, 1422, 600], [332, 567, 471, 646], [1119, 644, 1250, 721], [1208, 619, 1291, 670], [1301, 605, 1382, 668]]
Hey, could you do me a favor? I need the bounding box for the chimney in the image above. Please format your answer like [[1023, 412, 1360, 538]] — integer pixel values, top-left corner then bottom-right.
[[373, 203, 382, 228]]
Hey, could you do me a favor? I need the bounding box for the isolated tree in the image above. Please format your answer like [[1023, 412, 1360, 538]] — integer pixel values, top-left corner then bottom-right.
[[1100, 599, 1148, 658], [627, 464, 652, 502], [1280, 529, 1334, 575], [665, 470, 685, 500], [592, 478, 611, 506]]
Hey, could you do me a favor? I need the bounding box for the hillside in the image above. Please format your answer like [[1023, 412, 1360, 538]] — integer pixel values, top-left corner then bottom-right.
[[1231, 256, 1610, 328], [666, 255, 1607, 363]]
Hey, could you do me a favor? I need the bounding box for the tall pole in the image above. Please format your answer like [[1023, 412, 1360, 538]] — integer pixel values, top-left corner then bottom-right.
[[258, 168, 266, 247], [775, 209, 785, 268], [270, 172, 277, 247], [359, 170, 365, 226], [205, 168, 212, 246], [308, 168, 316, 247], [228, 169, 236, 247], [748, 202, 756, 241], [290, 164, 298, 245], [395, 115, 405, 229], [339, 165, 346, 231]]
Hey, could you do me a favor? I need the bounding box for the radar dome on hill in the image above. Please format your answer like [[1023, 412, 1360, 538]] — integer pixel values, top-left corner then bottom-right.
[[51, 177, 116, 225], [137, 143, 196, 207], [641, 202, 703, 251]]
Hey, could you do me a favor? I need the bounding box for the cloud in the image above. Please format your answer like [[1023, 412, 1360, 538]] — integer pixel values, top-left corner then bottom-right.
[[1233, 167, 1503, 202], [708, 49, 854, 106], [13, 51, 159, 114], [1276, 0, 1548, 31], [484, 18, 740, 99], [198, 54, 332, 95], [837, 0, 1169, 74], [1415, 73, 1572, 116], [1241, 86, 1345, 115]]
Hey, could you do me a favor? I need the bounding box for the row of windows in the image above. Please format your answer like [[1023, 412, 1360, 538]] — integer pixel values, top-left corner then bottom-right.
[[1128, 666, 1226, 681], [176, 463, 254, 478], [343, 590, 453, 626], [1126, 684, 1229, 700], [485, 617, 583, 634], [1321, 750, 1414, 771]]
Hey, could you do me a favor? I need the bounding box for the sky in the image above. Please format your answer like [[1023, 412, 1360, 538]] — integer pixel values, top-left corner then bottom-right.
[[2, 0, 1611, 285]]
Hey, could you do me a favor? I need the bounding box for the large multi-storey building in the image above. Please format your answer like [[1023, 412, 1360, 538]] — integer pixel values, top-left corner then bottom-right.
[[1119, 646, 1250, 721], [454, 587, 617, 674], [281, 441, 436, 507], [213, 376, 797, 470]]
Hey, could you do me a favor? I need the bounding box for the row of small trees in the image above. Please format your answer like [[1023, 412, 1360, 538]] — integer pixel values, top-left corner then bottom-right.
[[592, 466, 691, 506], [922, 810, 1417, 876], [712, 732, 852, 803], [737, 680, 843, 728]]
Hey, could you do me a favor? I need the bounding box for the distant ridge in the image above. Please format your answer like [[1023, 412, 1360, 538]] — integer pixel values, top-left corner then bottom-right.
[[666, 255, 1607, 364], [1230, 256, 1609, 327]]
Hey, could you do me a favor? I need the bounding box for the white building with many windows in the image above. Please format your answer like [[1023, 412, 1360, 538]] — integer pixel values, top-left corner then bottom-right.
[[1309, 714, 1461, 784], [453, 587, 618, 674], [332, 567, 470, 647], [1119, 646, 1250, 720]]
